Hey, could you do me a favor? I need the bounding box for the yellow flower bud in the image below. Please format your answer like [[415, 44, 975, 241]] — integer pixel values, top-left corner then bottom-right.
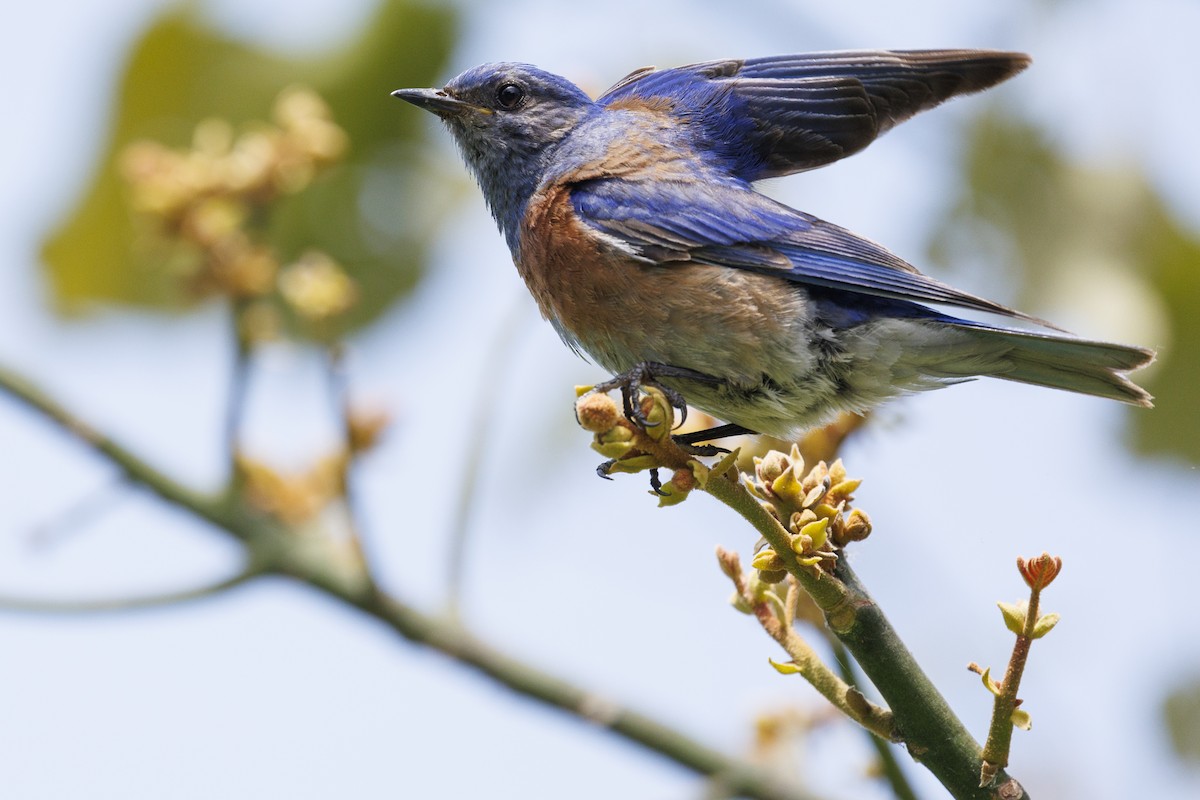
[[827, 478, 862, 503], [798, 517, 830, 551], [770, 462, 804, 505], [840, 508, 872, 542], [638, 388, 674, 439], [751, 548, 784, 572], [756, 450, 790, 485], [279, 251, 357, 321], [576, 392, 620, 433], [655, 468, 697, 507]]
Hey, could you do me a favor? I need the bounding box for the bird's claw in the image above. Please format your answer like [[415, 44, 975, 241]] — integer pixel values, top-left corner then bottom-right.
[[591, 361, 706, 432], [648, 468, 666, 495], [589, 364, 748, 488]]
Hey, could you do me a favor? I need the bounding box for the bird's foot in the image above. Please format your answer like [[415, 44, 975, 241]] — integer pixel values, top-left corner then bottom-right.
[[590, 361, 721, 431], [585, 365, 755, 489]]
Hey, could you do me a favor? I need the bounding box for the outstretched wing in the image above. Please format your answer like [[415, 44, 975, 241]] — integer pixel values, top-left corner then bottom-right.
[[569, 173, 1052, 327], [597, 49, 1029, 180]]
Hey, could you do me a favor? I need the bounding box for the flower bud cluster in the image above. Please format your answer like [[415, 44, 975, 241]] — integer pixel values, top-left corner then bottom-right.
[[745, 444, 872, 579], [575, 387, 696, 505], [119, 87, 355, 331]]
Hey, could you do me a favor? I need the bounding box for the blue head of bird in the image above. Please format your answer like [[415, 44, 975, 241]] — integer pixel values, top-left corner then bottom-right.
[[394, 63, 595, 246]]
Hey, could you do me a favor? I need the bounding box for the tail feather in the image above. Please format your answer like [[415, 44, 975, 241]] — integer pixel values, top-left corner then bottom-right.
[[952, 323, 1155, 407]]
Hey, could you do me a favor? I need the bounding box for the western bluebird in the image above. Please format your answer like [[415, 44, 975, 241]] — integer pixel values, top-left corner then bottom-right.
[[394, 50, 1153, 438]]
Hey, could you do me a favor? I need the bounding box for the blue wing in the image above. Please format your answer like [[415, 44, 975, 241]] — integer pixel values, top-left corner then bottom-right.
[[597, 50, 1029, 181], [570, 174, 1054, 327]]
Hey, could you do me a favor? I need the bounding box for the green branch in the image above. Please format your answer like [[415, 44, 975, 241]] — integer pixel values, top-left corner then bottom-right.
[[698, 462, 1029, 800], [0, 364, 247, 538], [979, 555, 1062, 786], [828, 636, 921, 800]]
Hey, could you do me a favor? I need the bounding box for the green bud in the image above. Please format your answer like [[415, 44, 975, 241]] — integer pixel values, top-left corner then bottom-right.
[[592, 440, 634, 459], [980, 666, 1002, 697], [729, 591, 753, 615], [757, 568, 788, 584], [998, 600, 1028, 636], [1031, 612, 1061, 639]]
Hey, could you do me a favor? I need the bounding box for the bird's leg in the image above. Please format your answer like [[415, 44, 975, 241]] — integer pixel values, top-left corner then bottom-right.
[[672, 423, 756, 457], [591, 361, 722, 430]]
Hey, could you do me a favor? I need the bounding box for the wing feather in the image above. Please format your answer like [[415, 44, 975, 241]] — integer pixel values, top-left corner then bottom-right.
[[598, 49, 1030, 179]]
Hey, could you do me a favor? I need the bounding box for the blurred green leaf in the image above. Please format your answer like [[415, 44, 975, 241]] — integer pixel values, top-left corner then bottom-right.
[[41, 0, 456, 338], [1164, 677, 1200, 764], [929, 111, 1200, 462]]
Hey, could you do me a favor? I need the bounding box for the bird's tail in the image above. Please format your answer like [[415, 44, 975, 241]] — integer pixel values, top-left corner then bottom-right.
[[946, 322, 1155, 406]]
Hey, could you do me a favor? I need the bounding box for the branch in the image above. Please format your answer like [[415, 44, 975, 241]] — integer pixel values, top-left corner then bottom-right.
[[0, 363, 823, 800], [0, 364, 248, 538], [828, 636, 922, 800], [0, 563, 266, 614], [717, 547, 895, 741], [27, 476, 129, 549], [576, 385, 1025, 797], [977, 554, 1062, 786], [225, 298, 255, 473], [324, 343, 379, 591], [289, 561, 824, 800], [444, 294, 527, 615], [702, 467, 1028, 799]]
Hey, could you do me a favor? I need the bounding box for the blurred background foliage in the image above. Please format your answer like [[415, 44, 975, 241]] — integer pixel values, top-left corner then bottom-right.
[[929, 112, 1196, 462], [1166, 678, 1200, 765], [41, 0, 455, 339]]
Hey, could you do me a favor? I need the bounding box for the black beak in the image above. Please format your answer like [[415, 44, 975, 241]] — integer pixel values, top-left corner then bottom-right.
[[391, 88, 481, 117]]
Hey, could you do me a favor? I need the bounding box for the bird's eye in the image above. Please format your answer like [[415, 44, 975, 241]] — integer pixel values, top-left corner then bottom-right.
[[496, 83, 525, 109]]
